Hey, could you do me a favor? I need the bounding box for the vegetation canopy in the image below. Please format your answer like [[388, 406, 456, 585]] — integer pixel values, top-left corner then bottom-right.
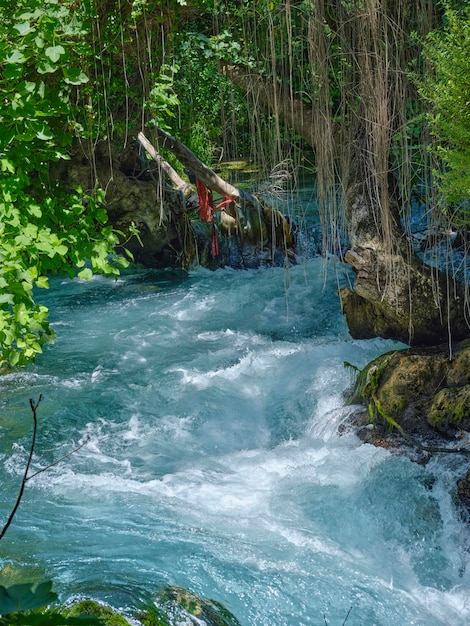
[[1, 0, 470, 366], [0, 0, 133, 367]]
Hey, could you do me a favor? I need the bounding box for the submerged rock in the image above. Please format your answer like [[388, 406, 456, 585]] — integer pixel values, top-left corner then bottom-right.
[[63, 599, 132, 625], [60, 588, 241, 626], [138, 586, 241, 626]]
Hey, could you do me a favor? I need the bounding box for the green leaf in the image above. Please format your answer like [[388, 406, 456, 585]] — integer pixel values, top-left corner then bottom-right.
[[63, 68, 89, 85], [28, 204, 42, 218], [36, 126, 54, 141], [0, 294, 14, 305], [0, 159, 15, 173], [37, 60, 58, 74], [8, 350, 20, 367], [45, 45, 66, 63], [77, 268, 93, 280], [0, 582, 57, 614], [35, 276, 49, 289], [14, 22, 35, 36], [54, 244, 68, 256], [6, 49, 27, 64]]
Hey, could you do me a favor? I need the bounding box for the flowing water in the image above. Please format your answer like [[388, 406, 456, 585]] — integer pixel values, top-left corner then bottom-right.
[[1, 256, 470, 625]]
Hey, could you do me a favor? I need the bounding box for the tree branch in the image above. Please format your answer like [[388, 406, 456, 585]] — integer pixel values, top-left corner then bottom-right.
[[0, 396, 91, 542], [137, 132, 192, 196], [25, 436, 91, 482], [0, 395, 42, 541], [152, 127, 259, 206]]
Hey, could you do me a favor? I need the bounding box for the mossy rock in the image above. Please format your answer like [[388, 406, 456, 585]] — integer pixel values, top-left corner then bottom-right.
[[63, 599, 131, 626], [446, 348, 470, 386], [349, 341, 470, 436], [428, 385, 470, 429], [138, 586, 241, 626]]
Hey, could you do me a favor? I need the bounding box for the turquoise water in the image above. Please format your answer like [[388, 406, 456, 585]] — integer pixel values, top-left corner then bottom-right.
[[1, 258, 470, 625]]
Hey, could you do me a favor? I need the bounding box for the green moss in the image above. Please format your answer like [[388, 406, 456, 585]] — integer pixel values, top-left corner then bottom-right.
[[429, 385, 470, 428], [64, 600, 130, 626], [135, 606, 172, 626], [349, 351, 410, 435], [153, 586, 241, 626]]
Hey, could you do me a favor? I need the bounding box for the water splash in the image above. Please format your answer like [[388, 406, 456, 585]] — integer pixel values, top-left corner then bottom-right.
[[1, 259, 469, 625]]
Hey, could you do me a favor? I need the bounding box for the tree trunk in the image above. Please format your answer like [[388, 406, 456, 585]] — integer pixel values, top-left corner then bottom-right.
[[137, 132, 192, 197], [149, 128, 295, 262], [339, 181, 469, 345], [151, 127, 262, 207], [335, 0, 470, 347], [222, 60, 470, 346]]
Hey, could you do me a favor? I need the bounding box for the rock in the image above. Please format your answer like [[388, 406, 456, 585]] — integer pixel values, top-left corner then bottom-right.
[[339, 241, 470, 346], [349, 340, 470, 437], [348, 342, 470, 522], [138, 585, 241, 626], [63, 599, 132, 625], [429, 385, 470, 430], [19, 589, 241, 626], [446, 345, 470, 386], [456, 467, 470, 520]]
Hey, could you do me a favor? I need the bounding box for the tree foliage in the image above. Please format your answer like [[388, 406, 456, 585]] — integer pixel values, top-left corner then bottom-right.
[[0, 0, 130, 367], [421, 1, 470, 220], [1, 0, 470, 367]]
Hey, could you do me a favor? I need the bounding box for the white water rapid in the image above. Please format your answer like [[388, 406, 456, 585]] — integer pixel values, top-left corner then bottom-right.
[[1, 258, 470, 625]]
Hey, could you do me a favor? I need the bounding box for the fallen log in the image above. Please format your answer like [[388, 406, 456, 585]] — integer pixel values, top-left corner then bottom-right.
[[136, 129, 295, 267], [149, 127, 259, 207], [137, 132, 192, 196]]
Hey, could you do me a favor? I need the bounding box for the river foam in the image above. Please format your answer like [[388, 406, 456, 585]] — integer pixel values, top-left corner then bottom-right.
[[1, 259, 470, 625]]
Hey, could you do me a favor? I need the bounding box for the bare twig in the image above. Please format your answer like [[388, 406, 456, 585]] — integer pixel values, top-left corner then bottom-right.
[[0, 395, 42, 541], [341, 606, 353, 626], [0, 396, 90, 542], [25, 436, 91, 482]]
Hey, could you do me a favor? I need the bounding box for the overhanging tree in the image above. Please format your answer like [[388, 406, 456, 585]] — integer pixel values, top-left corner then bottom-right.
[[202, 0, 470, 345], [3, 0, 470, 365], [0, 0, 135, 367]]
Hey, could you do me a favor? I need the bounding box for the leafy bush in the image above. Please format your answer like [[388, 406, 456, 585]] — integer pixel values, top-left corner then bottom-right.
[[0, 582, 104, 625], [421, 2, 470, 220], [0, 0, 129, 366]]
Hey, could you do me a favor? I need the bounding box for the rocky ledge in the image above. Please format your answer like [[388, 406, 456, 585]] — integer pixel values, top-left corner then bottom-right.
[[346, 340, 470, 516]]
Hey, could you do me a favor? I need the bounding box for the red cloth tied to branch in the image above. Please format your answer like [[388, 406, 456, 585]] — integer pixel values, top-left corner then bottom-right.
[[196, 179, 213, 223], [211, 222, 219, 257], [195, 179, 233, 257]]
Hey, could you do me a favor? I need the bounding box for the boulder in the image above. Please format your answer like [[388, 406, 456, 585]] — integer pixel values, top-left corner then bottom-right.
[[137, 585, 241, 626], [349, 340, 470, 438], [63, 588, 241, 626], [63, 599, 132, 625], [348, 341, 470, 518]]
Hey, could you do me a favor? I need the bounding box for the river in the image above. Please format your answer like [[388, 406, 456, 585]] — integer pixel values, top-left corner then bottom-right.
[[1, 254, 470, 625]]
